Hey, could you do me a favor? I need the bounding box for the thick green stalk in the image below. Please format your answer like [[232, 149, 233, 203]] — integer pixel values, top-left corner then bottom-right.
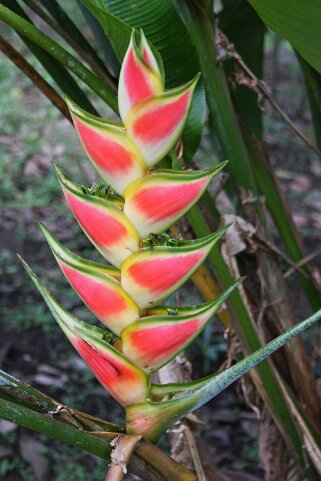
[[187, 205, 316, 477], [176, 0, 320, 310], [0, 369, 122, 430], [0, 398, 111, 457], [0, 397, 197, 481], [0, 3, 118, 112]]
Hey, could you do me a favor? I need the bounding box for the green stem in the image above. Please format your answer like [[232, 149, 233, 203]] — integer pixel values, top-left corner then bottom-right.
[[0, 396, 197, 481], [0, 369, 123, 432], [0, 3, 118, 113], [0, 397, 112, 458]]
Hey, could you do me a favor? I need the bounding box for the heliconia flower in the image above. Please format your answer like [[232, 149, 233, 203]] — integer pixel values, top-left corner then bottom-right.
[[120, 227, 229, 308], [121, 280, 242, 372], [124, 164, 227, 237], [20, 257, 149, 406], [118, 30, 164, 123], [65, 97, 146, 196], [54, 164, 141, 267], [40, 225, 140, 334], [19, 30, 321, 448], [125, 75, 200, 166]]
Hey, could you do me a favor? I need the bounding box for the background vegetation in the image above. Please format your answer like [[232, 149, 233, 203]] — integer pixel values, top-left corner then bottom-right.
[[1, 1, 321, 480]]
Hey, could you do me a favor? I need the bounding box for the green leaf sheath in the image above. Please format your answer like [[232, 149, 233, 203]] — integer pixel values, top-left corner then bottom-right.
[[193, 309, 321, 408], [0, 3, 118, 112]]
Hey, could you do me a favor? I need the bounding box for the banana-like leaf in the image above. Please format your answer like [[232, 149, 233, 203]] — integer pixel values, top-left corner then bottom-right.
[[118, 30, 163, 122], [21, 258, 149, 406], [126, 308, 321, 441], [125, 75, 200, 166], [79, 0, 205, 161], [54, 164, 140, 267], [124, 163, 227, 237], [121, 280, 242, 372], [121, 226, 230, 308], [41, 225, 140, 334], [65, 97, 146, 195], [248, 0, 321, 75]]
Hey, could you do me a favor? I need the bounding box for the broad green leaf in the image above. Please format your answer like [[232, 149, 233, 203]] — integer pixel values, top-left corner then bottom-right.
[[248, 0, 321, 75]]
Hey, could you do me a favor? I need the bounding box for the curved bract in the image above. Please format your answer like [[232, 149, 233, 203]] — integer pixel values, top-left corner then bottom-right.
[[21, 30, 321, 442]]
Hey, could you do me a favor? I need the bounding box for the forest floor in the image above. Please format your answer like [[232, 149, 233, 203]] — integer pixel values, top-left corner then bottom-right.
[[0, 25, 321, 481]]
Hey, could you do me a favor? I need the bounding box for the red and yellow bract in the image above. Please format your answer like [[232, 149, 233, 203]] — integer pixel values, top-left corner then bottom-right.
[[24, 30, 238, 441]]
